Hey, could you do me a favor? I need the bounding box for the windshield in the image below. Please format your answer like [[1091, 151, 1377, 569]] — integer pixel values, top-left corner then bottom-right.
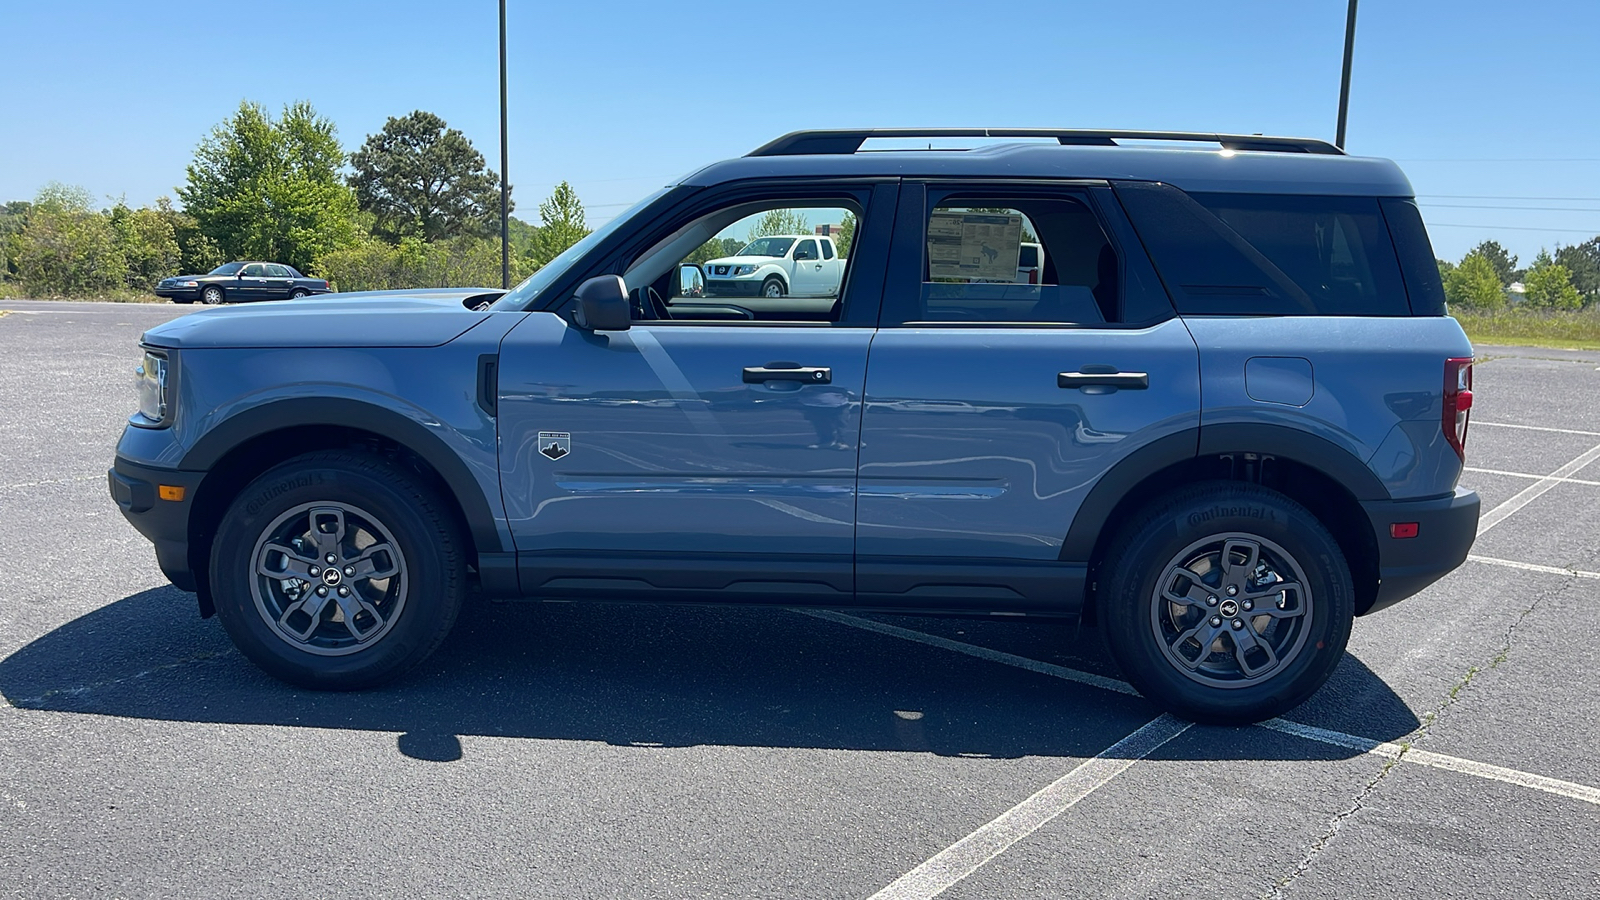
[[208, 263, 244, 275], [493, 188, 672, 310], [736, 237, 795, 258]]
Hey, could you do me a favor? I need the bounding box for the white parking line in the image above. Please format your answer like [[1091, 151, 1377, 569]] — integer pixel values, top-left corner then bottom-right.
[[1259, 719, 1600, 806], [1477, 443, 1600, 533], [867, 714, 1192, 900], [1472, 421, 1600, 438], [800, 611, 1600, 810], [1468, 554, 1600, 580], [0, 474, 101, 491], [1464, 466, 1600, 487]]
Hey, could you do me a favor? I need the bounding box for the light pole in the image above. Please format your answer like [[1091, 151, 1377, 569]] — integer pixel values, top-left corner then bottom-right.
[[1335, 0, 1358, 150], [496, 0, 508, 286]]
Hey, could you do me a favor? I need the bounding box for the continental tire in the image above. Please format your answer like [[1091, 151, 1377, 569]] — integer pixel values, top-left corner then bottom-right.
[[1099, 481, 1353, 724], [209, 451, 466, 690]]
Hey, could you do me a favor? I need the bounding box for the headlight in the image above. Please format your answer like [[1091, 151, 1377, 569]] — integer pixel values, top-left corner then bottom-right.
[[181, 281, 199, 287], [134, 349, 169, 425], [733, 265, 758, 276]]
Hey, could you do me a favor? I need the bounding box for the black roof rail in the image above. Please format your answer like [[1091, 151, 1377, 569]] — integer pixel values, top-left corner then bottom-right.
[[747, 128, 1344, 157]]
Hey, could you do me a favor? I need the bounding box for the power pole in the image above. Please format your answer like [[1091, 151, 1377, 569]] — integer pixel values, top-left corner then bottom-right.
[[496, 0, 508, 286], [1335, 0, 1358, 150]]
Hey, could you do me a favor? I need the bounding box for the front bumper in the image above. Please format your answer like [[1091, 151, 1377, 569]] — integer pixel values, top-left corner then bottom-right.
[[1360, 486, 1480, 614], [109, 456, 205, 593], [154, 286, 200, 301], [704, 278, 763, 298]]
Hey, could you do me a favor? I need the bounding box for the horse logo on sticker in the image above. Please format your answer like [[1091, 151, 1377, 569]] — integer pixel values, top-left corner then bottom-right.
[[538, 432, 570, 461]]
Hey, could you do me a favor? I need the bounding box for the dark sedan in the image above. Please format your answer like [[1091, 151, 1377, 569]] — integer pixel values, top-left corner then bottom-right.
[[155, 262, 333, 305]]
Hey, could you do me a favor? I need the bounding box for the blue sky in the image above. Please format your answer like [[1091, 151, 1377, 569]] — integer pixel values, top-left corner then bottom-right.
[[4, 0, 1598, 263]]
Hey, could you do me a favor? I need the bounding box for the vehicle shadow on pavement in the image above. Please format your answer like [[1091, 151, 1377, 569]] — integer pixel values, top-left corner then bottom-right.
[[0, 586, 1418, 762]]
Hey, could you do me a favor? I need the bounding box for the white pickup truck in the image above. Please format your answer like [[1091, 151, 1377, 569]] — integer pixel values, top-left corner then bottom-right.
[[702, 234, 845, 299]]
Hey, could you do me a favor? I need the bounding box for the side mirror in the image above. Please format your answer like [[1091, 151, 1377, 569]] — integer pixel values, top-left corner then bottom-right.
[[572, 275, 631, 331], [678, 264, 703, 297]]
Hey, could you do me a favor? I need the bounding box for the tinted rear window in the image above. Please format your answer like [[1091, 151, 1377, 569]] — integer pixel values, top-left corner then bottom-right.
[[1116, 183, 1411, 316], [1378, 198, 1446, 316]]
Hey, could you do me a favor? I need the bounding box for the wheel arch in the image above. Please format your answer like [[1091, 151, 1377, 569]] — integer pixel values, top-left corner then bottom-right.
[[1066, 424, 1387, 618], [182, 398, 505, 614]]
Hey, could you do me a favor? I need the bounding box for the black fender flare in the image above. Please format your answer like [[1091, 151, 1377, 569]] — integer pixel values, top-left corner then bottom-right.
[[181, 397, 506, 554], [1059, 423, 1389, 562]]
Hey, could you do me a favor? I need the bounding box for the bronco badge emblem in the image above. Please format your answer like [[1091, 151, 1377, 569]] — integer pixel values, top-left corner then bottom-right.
[[538, 432, 571, 461]]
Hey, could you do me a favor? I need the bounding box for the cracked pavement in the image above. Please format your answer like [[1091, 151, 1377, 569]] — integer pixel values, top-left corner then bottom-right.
[[1, 304, 1597, 899]]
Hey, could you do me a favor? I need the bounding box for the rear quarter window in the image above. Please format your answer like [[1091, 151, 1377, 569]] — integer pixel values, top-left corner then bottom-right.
[[1116, 183, 1411, 316]]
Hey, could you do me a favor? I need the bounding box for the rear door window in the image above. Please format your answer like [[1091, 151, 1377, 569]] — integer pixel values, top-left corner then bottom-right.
[[887, 191, 1120, 326]]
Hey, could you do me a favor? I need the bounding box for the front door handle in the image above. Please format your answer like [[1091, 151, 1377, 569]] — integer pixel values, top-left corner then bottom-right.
[[744, 363, 831, 384], [1058, 370, 1149, 390]]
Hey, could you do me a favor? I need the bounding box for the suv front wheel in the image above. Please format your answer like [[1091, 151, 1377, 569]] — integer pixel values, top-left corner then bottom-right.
[[1099, 482, 1353, 724], [209, 451, 466, 689]]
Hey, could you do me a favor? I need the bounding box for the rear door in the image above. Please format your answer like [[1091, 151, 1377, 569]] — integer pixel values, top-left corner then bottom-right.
[[855, 181, 1199, 609], [495, 182, 897, 603], [264, 264, 297, 299]]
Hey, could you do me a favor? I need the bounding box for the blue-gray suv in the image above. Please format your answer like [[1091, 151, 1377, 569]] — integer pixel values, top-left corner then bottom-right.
[[109, 128, 1480, 723]]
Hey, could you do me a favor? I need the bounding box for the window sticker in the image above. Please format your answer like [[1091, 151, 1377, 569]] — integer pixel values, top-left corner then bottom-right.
[[928, 212, 1023, 281]]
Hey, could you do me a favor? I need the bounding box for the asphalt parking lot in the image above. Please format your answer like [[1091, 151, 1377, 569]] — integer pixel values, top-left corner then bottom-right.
[[1, 299, 1597, 899]]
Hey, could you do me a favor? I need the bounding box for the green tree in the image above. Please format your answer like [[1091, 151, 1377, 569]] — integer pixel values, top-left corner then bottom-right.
[[747, 208, 810, 240], [348, 111, 507, 242], [530, 181, 590, 265], [14, 183, 125, 297], [316, 234, 535, 292], [150, 197, 222, 274], [178, 100, 360, 273], [0, 201, 31, 281], [1521, 250, 1583, 310], [1444, 252, 1507, 310], [834, 212, 856, 258], [507, 216, 539, 260], [108, 201, 181, 289], [1470, 240, 1519, 287], [1553, 238, 1600, 306]]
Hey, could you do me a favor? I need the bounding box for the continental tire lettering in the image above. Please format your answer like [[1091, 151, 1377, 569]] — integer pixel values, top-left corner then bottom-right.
[[244, 472, 327, 516], [1186, 505, 1280, 527]]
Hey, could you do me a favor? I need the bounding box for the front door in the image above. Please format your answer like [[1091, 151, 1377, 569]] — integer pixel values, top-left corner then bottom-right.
[[496, 184, 895, 603], [789, 237, 827, 296], [854, 182, 1199, 609], [236, 263, 269, 301]]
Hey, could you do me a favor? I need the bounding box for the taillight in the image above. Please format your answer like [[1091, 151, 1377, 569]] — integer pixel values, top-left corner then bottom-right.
[[1443, 357, 1473, 460]]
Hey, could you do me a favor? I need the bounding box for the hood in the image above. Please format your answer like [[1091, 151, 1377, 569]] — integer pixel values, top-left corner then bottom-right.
[[141, 293, 508, 350], [703, 256, 776, 268]]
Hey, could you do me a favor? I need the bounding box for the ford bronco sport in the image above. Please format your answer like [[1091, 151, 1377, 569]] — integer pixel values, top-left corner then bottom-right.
[[109, 128, 1480, 723]]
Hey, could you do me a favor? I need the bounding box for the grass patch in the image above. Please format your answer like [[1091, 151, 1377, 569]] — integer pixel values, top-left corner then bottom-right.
[[1452, 307, 1600, 350], [0, 289, 167, 304]]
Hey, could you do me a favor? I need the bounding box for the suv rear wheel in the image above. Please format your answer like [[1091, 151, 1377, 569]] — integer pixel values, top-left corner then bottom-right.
[[1099, 482, 1353, 724], [209, 451, 466, 689]]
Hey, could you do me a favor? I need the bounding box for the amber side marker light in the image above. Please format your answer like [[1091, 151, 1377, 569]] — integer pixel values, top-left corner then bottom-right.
[[158, 485, 186, 502], [1390, 522, 1419, 539]]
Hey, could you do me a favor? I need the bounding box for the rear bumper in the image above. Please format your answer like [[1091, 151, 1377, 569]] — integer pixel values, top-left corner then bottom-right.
[[108, 457, 205, 593], [1360, 487, 1480, 614]]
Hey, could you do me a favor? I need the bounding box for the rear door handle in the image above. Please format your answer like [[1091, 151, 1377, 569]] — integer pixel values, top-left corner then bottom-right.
[[743, 363, 831, 384], [1058, 371, 1149, 390]]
